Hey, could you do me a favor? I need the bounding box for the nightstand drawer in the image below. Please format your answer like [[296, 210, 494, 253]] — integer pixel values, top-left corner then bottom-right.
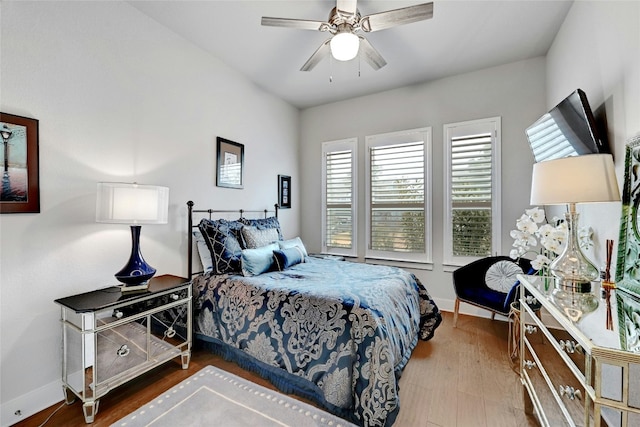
[[99, 286, 190, 326]]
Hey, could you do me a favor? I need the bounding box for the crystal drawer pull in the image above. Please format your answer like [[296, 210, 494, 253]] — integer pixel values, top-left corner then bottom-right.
[[165, 327, 176, 338], [170, 293, 179, 301], [117, 344, 130, 357], [524, 360, 536, 370], [525, 325, 537, 335], [559, 385, 581, 400], [525, 295, 538, 305], [114, 310, 123, 319], [559, 339, 582, 354]]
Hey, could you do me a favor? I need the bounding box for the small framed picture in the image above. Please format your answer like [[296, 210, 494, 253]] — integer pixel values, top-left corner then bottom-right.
[[0, 112, 40, 214], [278, 175, 291, 209], [216, 137, 244, 189]]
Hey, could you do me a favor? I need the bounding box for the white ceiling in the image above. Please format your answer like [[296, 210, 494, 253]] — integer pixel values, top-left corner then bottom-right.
[[129, 0, 573, 109]]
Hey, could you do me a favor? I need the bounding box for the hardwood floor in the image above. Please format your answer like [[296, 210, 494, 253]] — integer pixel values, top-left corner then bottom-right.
[[14, 312, 538, 427]]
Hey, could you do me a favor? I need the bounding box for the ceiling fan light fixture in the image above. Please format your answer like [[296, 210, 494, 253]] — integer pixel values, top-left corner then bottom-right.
[[330, 32, 360, 61]]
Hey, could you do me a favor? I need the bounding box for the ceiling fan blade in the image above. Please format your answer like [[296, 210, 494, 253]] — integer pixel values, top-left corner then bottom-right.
[[336, 0, 358, 16], [358, 36, 387, 70], [360, 2, 433, 32], [300, 40, 332, 72], [261, 16, 328, 31]]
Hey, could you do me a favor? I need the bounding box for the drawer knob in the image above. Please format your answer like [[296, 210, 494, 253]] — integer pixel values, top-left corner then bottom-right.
[[165, 327, 176, 338], [524, 360, 536, 370], [559, 340, 582, 354], [114, 310, 123, 319], [525, 325, 537, 335], [117, 344, 130, 357], [170, 294, 180, 301], [559, 385, 581, 401]]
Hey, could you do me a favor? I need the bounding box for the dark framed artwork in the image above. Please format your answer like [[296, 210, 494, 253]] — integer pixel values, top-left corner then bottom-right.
[[278, 174, 291, 209], [615, 134, 640, 296], [0, 112, 40, 213], [216, 137, 244, 189]]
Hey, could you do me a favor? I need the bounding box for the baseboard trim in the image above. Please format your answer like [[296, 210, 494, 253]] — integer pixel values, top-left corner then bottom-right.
[[1, 379, 63, 427]]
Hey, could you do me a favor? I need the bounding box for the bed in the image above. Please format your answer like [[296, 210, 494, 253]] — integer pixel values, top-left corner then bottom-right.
[[187, 201, 442, 426]]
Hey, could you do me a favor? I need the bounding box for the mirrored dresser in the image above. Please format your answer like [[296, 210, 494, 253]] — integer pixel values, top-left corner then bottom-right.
[[54, 274, 192, 423], [518, 274, 640, 427]]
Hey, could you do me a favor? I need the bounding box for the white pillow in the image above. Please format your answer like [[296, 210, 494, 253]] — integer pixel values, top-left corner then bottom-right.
[[278, 237, 308, 259], [193, 230, 213, 272], [485, 260, 523, 293]]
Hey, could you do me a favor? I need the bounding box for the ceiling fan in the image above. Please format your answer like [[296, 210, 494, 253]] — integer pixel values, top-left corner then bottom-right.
[[261, 0, 434, 72]]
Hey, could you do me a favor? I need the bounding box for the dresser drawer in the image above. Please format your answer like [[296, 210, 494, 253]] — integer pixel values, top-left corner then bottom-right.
[[523, 300, 592, 379], [523, 341, 588, 426]]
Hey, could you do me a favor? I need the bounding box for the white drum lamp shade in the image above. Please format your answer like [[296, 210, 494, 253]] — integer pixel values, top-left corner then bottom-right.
[[96, 182, 169, 286]]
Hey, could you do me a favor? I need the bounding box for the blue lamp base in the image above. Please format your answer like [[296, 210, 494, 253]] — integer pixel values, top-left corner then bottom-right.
[[115, 225, 157, 286]]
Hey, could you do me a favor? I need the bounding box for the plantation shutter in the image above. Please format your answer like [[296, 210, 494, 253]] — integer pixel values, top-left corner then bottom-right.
[[369, 141, 425, 253], [450, 132, 493, 257], [325, 149, 353, 250]]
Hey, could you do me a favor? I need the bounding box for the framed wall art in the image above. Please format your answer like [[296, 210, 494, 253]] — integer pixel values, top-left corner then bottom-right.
[[0, 112, 40, 213], [278, 174, 291, 209], [616, 134, 640, 296], [216, 137, 244, 189]]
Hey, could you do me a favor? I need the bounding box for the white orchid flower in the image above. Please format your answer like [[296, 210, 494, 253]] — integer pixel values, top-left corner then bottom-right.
[[517, 217, 539, 234], [526, 207, 546, 223]]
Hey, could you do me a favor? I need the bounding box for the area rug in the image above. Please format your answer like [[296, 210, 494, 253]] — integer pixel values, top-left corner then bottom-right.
[[111, 365, 356, 427]]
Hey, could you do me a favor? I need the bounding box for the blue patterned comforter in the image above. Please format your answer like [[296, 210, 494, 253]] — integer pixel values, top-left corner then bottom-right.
[[192, 258, 441, 426]]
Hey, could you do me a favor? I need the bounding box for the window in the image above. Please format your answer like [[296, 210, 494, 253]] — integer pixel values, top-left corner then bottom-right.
[[365, 128, 432, 264], [444, 117, 501, 267], [322, 138, 357, 257]]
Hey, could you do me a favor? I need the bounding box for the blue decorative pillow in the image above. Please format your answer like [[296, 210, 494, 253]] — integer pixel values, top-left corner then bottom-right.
[[278, 237, 308, 259], [273, 247, 304, 271], [239, 216, 283, 241], [199, 218, 244, 274], [241, 243, 279, 276]]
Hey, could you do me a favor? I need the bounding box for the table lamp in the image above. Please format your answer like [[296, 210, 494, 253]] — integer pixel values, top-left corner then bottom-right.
[[96, 182, 169, 288], [530, 154, 620, 319]]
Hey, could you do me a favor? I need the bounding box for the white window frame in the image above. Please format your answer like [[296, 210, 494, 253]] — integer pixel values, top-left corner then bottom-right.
[[321, 138, 358, 257], [365, 127, 432, 264], [443, 117, 502, 269]]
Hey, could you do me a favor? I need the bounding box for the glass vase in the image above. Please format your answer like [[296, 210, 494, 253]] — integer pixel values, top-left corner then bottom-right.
[[550, 210, 599, 321]]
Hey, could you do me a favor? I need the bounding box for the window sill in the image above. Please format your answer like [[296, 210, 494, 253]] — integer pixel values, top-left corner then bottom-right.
[[364, 258, 433, 271]]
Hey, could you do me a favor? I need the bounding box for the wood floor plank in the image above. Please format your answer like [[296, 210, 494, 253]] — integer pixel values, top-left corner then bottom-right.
[[456, 391, 486, 427]]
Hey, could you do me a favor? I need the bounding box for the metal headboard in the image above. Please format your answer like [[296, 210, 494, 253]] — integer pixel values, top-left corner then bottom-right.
[[187, 201, 279, 278]]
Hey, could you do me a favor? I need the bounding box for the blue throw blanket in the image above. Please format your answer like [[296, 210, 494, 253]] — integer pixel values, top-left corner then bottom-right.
[[193, 258, 441, 426]]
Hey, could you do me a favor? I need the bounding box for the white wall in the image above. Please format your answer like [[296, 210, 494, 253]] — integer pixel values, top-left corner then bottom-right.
[[300, 57, 547, 310], [546, 1, 640, 275], [0, 2, 299, 425]]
